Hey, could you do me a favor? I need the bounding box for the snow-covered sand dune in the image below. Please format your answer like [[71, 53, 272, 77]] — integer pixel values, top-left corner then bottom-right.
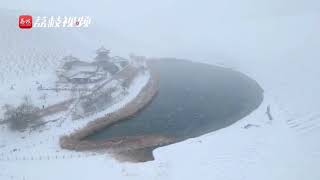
[[0, 9, 94, 112]]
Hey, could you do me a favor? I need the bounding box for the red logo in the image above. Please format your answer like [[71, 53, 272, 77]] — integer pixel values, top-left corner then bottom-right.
[[19, 15, 32, 29]]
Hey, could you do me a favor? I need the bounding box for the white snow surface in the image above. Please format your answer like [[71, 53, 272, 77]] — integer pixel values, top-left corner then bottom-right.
[[0, 9, 97, 118], [1, 4, 320, 180]]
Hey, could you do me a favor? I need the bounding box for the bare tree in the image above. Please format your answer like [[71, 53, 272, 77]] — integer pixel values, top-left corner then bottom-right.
[[2, 96, 42, 132]]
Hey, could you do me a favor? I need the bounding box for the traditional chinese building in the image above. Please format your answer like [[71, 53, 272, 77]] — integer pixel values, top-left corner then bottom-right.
[[58, 59, 106, 84], [57, 48, 130, 84]]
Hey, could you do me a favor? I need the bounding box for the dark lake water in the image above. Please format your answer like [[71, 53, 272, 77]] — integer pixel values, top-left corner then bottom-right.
[[87, 59, 263, 144]]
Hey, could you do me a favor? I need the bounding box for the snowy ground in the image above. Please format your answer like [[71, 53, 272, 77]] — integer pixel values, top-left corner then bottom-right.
[[2, 57, 319, 180], [0, 72, 150, 180], [0, 9, 95, 118], [1, 4, 320, 180]]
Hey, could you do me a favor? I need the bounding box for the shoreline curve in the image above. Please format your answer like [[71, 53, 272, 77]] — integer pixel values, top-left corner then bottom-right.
[[59, 62, 172, 152]]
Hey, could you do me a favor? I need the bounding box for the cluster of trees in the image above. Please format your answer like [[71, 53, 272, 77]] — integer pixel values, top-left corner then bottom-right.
[[2, 96, 42, 132]]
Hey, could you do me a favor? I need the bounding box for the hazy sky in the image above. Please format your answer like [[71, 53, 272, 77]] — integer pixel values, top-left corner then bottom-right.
[[2, 0, 320, 17], [1, 0, 320, 61]]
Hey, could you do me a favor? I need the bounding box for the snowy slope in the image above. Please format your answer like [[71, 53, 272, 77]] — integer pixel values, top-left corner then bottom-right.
[[0, 9, 94, 114], [151, 12, 320, 180]]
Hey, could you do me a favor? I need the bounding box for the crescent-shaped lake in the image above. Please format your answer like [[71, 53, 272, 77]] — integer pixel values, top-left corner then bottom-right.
[[86, 59, 264, 161]]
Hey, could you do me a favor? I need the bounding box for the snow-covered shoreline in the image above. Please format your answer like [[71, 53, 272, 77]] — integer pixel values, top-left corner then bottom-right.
[[1, 56, 320, 180], [59, 64, 160, 153], [0, 69, 151, 158]]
